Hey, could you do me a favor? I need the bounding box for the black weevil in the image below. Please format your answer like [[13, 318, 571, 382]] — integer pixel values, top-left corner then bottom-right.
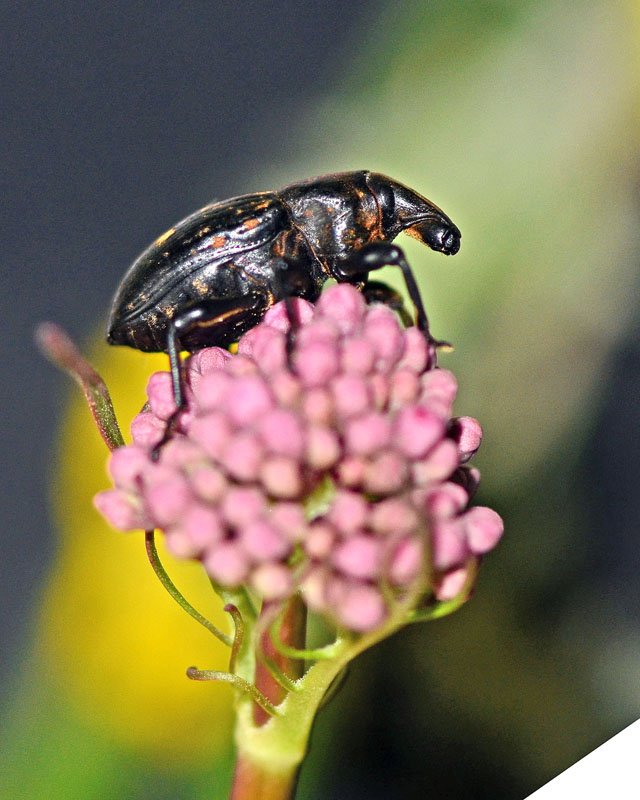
[[107, 171, 461, 406]]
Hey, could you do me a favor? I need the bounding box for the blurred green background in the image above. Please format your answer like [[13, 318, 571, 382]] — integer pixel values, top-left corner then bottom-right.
[[2, 1, 640, 798]]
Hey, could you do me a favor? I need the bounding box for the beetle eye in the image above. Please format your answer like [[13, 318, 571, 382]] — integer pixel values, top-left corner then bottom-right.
[[443, 228, 461, 255]]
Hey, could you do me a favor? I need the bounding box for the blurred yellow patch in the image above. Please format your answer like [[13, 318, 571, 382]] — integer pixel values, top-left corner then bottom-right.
[[38, 338, 234, 764]]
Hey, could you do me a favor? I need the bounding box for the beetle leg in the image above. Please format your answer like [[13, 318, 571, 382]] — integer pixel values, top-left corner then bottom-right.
[[166, 323, 185, 409], [336, 241, 443, 345], [168, 292, 267, 401], [362, 280, 413, 328], [275, 257, 317, 368], [150, 293, 268, 458]]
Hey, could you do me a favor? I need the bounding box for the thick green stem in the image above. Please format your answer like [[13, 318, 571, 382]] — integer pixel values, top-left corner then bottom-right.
[[229, 577, 430, 800]]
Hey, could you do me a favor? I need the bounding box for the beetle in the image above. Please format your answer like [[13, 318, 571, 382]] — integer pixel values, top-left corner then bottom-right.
[[107, 170, 461, 406]]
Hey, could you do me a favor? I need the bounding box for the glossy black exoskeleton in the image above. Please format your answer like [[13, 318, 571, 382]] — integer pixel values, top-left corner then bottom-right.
[[107, 171, 461, 405]]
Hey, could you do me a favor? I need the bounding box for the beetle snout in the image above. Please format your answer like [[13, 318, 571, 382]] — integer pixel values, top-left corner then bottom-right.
[[425, 220, 461, 256], [406, 218, 461, 256]]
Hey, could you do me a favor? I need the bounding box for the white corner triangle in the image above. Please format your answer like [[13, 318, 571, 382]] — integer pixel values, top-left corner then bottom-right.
[[525, 719, 640, 799]]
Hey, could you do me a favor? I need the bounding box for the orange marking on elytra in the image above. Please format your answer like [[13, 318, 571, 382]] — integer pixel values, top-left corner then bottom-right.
[[154, 227, 175, 246]]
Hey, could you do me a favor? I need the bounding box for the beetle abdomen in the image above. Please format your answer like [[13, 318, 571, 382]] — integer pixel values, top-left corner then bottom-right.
[[107, 192, 288, 351]]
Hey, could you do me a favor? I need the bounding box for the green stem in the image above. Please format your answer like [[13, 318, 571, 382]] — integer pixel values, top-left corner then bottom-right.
[[144, 531, 232, 647], [230, 575, 431, 800], [224, 604, 245, 673], [186, 668, 278, 717], [35, 322, 124, 451]]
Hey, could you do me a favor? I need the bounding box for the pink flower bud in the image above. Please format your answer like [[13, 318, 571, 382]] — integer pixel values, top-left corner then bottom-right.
[[335, 455, 367, 488], [188, 412, 232, 459], [257, 408, 305, 459], [398, 327, 429, 372], [333, 582, 386, 632], [109, 445, 151, 491], [270, 502, 307, 543], [240, 519, 290, 562], [203, 542, 250, 586], [250, 562, 294, 599], [363, 305, 404, 371], [219, 432, 265, 482], [464, 506, 504, 553], [166, 504, 224, 557], [340, 337, 375, 374], [94, 489, 149, 531], [130, 411, 165, 448], [187, 345, 231, 376], [297, 318, 340, 347], [260, 456, 303, 499], [449, 416, 483, 463], [333, 534, 382, 580], [420, 369, 458, 416], [363, 451, 409, 494], [394, 405, 445, 459], [432, 518, 469, 571], [190, 465, 228, 503], [411, 439, 459, 484], [306, 521, 336, 559], [238, 325, 287, 372], [344, 412, 392, 456], [370, 497, 419, 536], [192, 371, 232, 412], [145, 472, 193, 527], [315, 283, 367, 333], [305, 425, 340, 470], [389, 537, 424, 585], [271, 369, 302, 407], [293, 340, 339, 387], [220, 486, 266, 527], [423, 481, 469, 518], [331, 373, 371, 417], [302, 387, 333, 424], [262, 297, 314, 332], [433, 566, 471, 601], [226, 375, 273, 425], [389, 368, 420, 409], [327, 490, 370, 535], [146, 371, 178, 419]]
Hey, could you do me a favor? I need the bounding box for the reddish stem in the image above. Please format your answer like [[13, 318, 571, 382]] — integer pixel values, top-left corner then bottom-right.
[[253, 595, 307, 726], [230, 595, 307, 800], [231, 756, 299, 800]]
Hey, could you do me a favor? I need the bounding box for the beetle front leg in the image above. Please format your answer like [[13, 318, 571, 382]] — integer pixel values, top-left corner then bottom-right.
[[336, 241, 440, 345]]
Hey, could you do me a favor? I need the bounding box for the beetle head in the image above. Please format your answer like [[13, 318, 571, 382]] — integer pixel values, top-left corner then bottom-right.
[[366, 172, 461, 256]]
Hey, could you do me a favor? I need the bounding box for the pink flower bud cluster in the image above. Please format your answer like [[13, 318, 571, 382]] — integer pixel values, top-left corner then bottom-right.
[[95, 284, 503, 632]]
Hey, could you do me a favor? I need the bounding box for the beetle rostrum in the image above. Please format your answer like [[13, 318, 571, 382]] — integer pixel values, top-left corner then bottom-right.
[[107, 170, 461, 406]]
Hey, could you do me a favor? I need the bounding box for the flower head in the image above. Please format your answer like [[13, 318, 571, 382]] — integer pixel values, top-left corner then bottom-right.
[[95, 284, 503, 632]]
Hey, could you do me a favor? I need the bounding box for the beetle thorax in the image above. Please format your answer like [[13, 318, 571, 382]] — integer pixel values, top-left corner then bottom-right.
[[279, 173, 382, 276]]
